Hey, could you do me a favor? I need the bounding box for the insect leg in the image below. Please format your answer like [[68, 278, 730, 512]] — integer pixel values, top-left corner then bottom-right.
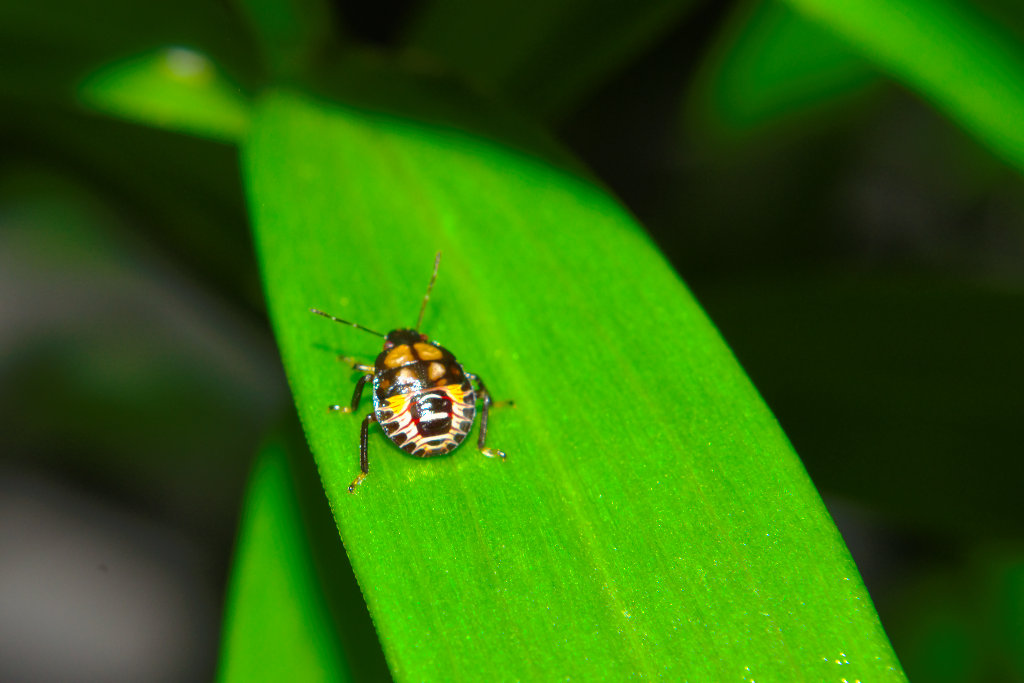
[[349, 412, 377, 492], [466, 373, 507, 460], [340, 356, 375, 373], [328, 374, 372, 413]]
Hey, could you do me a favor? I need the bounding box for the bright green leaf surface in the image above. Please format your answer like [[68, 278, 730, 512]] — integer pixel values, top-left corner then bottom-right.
[[78, 47, 249, 142], [783, 0, 1024, 173], [408, 0, 698, 121], [245, 86, 906, 680], [218, 437, 351, 683]]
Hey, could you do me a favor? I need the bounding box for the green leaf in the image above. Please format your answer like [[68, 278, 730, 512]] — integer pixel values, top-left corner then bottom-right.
[[0, 0, 259, 106], [218, 436, 352, 682], [882, 545, 1024, 682], [690, 0, 878, 134], [408, 0, 700, 121], [244, 83, 906, 680], [782, 0, 1024, 173], [78, 47, 250, 142]]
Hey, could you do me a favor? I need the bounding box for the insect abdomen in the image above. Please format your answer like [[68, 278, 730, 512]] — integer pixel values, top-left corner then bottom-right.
[[410, 392, 454, 437], [374, 371, 476, 458]]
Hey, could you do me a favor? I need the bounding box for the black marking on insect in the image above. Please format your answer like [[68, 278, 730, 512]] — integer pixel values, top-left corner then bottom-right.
[[311, 252, 509, 492]]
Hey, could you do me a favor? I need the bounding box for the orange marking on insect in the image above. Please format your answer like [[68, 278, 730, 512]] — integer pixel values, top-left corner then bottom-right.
[[414, 343, 443, 360], [428, 362, 446, 381], [444, 385, 466, 404], [384, 345, 414, 367], [386, 394, 411, 415]]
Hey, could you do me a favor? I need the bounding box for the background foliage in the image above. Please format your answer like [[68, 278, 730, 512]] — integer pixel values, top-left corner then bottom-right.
[[1, 0, 1022, 680]]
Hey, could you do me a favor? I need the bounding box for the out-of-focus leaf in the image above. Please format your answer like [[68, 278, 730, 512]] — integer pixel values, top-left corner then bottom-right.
[[1000, 553, 1024, 676], [889, 572, 977, 683], [281, 426, 394, 683], [78, 48, 249, 142], [783, 0, 1024, 174], [881, 545, 1024, 682], [408, 0, 699, 121], [217, 437, 351, 682], [690, 0, 878, 135], [0, 0, 259, 105], [244, 81, 905, 681]]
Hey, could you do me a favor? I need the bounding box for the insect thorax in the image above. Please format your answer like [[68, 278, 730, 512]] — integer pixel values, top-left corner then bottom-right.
[[373, 333, 467, 397]]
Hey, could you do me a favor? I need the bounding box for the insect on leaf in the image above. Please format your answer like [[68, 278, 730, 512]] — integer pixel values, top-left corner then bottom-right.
[[245, 81, 907, 681]]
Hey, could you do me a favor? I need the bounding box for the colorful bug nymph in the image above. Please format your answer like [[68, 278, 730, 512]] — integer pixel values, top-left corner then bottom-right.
[[311, 253, 507, 492]]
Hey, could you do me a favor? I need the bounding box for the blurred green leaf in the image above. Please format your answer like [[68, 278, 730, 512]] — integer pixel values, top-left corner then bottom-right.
[[999, 553, 1024, 676], [218, 437, 351, 682], [890, 572, 977, 683], [881, 545, 1024, 682], [0, 0, 259, 105], [78, 48, 250, 142], [783, 0, 1024, 174], [408, 0, 699, 121], [244, 81, 905, 680], [691, 0, 878, 134]]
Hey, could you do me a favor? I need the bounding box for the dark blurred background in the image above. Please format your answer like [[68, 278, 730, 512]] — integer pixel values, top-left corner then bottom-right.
[[2, 0, 1023, 680]]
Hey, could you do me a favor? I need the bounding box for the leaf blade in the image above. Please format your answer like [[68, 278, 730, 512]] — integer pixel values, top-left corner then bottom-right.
[[78, 47, 250, 142], [217, 437, 352, 683], [783, 0, 1024, 173], [245, 85, 906, 681], [690, 0, 878, 134]]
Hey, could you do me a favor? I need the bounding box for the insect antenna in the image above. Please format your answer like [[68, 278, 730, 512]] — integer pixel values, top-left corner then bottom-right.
[[415, 251, 442, 330], [310, 308, 384, 337]]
